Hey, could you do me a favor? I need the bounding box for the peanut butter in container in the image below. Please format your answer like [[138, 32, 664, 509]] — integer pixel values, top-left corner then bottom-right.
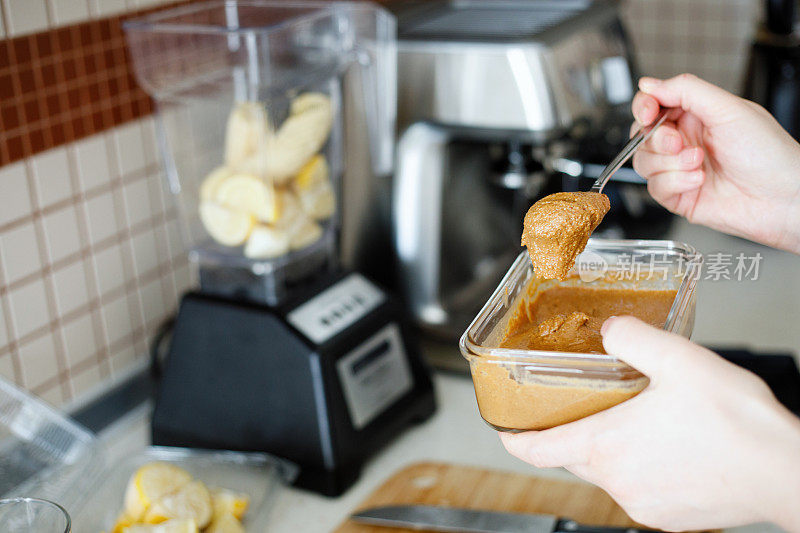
[[459, 239, 702, 432]]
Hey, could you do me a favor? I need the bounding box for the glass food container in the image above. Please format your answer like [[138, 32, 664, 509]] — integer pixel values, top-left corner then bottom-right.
[[0, 376, 296, 531], [124, 1, 396, 304], [459, 239, 703, 432]]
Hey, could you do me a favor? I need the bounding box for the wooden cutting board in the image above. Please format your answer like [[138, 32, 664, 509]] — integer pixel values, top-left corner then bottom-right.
[[335, 462, 716, 532]]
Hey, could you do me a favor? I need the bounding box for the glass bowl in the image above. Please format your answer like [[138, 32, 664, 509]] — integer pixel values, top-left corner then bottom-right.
[[459, 238, 702, 432]]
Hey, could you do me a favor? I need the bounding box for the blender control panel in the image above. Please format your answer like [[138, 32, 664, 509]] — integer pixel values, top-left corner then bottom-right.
[[336, 324, 413, 430], [287, 274, 385, 345]]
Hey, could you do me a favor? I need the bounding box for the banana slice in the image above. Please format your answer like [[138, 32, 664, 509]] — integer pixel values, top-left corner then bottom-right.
[[210, 487, 250, 521], [289, 218, 324, 251], [143, 480, 212, 529], [263, 92, 333, 184], [200, 166, 233, 202], [199, 202, 255, 247], [122, 519, 198, 533], [243, 225, 290, 259], [214, 173, 278, 224], [123, 463, 193, 521], [224, 102, 271, 168]]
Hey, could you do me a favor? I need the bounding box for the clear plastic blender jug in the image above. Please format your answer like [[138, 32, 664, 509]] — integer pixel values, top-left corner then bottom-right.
[[124, 1, 396, 304]]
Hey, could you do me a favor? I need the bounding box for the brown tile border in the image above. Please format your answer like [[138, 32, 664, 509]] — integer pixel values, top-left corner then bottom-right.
[[0, 1, 193, 167]]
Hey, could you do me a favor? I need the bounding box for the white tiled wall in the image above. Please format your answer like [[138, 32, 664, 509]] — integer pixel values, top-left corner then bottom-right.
[[0, 117, 191, 407], [622, 0, 761, 93]]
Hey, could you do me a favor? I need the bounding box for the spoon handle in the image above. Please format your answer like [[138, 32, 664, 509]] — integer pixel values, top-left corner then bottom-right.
[[590, 108, 671, 194]]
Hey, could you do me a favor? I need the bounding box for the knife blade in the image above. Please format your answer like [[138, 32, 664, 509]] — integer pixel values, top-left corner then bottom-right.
[[351, 505, 644, 533]]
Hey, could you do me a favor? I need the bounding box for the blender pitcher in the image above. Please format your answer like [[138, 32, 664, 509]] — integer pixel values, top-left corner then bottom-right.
[[124, 1, 396, 305]]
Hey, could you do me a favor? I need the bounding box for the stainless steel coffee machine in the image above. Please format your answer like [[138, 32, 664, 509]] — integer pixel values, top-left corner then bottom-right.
[[388, 0, 640, 342]]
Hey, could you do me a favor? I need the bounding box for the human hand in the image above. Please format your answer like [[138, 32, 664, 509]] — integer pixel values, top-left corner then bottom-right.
[[630, 73, 800, 254], [499, 316, 800, 532]]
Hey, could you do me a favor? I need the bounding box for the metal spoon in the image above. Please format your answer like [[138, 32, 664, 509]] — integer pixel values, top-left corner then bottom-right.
[[590, 108, 670, 194]]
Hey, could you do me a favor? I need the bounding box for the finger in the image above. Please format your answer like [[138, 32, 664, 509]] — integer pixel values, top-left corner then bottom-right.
[[631, 91, 660, 125], [500, 422, 597, 468], [601, 316, 702, 381], [646, 169, 705, 199], [639, 74, 741, 126], [632, 147, 704, 177], [632, 122, 683, 154]]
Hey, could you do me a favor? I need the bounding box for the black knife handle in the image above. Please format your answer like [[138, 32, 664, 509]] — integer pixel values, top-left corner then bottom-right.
[[554, 518, 644, 533]]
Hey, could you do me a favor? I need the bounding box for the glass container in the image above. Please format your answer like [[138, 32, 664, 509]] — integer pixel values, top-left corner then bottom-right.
[[459, 238, 702, 432], [124, 1, 396, 304], [0, 376, 296, 530], [71, 446, 296, 532], [0, 498, 70, 533]]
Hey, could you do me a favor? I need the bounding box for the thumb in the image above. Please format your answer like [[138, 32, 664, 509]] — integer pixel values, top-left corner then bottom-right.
[[601, 315, 699, 382], [639, 73, 741, 126]]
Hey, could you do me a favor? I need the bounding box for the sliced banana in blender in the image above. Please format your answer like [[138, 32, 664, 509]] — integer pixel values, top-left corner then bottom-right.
[[294, 155, 335, 220], [214, 173, 278, 224], [200, 166, 233, 202], [244, 225, 291, 259], [224, 102, 271, 168], [199, 202, 255, 247], [264, 92, 333, 183]]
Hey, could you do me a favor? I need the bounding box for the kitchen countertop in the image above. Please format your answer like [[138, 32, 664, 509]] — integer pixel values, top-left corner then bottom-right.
[[98, 372, 783, 533], [95, 218, 796, 532]]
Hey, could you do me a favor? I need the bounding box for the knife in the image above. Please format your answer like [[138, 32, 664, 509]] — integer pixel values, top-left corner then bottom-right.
[[351, 505, 645, 533]]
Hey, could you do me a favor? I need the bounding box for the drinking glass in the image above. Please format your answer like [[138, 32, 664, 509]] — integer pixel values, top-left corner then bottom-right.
[[0, 497, 71, 532]]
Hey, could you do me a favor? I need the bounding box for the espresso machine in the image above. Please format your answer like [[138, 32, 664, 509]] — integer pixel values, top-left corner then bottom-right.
[[124, 1, 434, 497], [386, 0, 669, 351]]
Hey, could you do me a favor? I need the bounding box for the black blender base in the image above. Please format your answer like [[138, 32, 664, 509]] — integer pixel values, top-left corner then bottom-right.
[[304, 384, 436, 496], [151, 272, 436, 497]]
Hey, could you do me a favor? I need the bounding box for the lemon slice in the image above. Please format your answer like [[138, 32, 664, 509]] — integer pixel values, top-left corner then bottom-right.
[[199, 202, 255, 247], [294, 154, 335, 220], [214, 173, 278, 224], [272, 190, 301, 228], [124, 463, 193, 521], [211, 487, 250, 521], [298, 183, 335, 221], [294, 154, 328, 192], [111, 512, 136, 533], [205, 513, 245, 533], [143, 480, 212, 529], [290, 92, 332, 116], [225, 102, 271, 168], [243, 225, 290, 259], [289, 218, 324, 251], [122, 519, 198, 533], [200, 166, 233, 202]]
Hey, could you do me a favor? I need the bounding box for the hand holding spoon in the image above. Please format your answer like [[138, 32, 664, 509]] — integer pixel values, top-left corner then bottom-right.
[[522, 108, 671, 279], [590, 107, 671, 193]]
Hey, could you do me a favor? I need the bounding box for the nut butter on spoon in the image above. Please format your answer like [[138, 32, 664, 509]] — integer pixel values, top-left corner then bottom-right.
[[522, 108, 671, 279]]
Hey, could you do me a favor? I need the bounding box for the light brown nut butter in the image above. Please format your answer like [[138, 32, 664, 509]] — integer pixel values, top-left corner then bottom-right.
[[521, 192, 610, 279]]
